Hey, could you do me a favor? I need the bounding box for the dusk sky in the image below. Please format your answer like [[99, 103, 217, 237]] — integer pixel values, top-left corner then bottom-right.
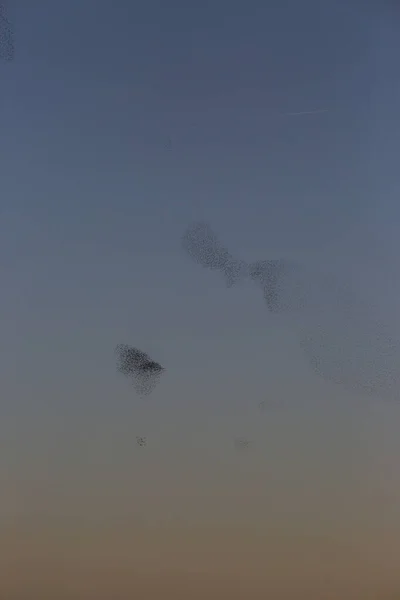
[[1, 1, 400, 598]]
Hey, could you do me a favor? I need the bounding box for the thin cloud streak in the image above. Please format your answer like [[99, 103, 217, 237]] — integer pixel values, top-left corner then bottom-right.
[[284, 108, 329, 116]]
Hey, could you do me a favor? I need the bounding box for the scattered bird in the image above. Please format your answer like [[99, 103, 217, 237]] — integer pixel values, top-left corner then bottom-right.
[[136, 436, 147, 447], [234, 438, 252, 451]]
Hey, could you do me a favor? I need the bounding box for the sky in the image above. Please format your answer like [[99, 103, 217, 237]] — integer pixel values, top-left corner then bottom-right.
[[1, 1, 400, 598]]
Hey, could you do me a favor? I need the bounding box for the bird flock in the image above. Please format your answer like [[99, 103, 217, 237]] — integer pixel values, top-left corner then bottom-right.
[[6, 1, 397, 448], [0, 4, 14, 61], [115, 344, 165, 398], [116, 220, 400, 449]]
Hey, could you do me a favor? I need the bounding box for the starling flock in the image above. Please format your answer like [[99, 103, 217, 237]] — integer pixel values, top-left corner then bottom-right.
[[181, 221, 400, 403], [115, 343, 165, 398], [0, 5, 14, 61], [115, 220, 399, 449], [181, 221, 247, 289]]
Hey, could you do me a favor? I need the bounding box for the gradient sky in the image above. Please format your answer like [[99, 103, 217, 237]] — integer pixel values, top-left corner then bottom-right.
[[1, 1, 400, 598]]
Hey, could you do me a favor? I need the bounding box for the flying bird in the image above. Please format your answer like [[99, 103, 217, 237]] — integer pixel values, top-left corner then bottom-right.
[[181, 221, 301, 314], [181, 221, 248, 288], [0, 5, 14, 61], [234, 437, 252, 451], [181, 221, 400, 402], [115, 344, 165, 397]]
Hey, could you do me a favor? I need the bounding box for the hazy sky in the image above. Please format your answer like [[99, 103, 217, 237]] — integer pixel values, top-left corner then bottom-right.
[[1, 1, 400, 598]]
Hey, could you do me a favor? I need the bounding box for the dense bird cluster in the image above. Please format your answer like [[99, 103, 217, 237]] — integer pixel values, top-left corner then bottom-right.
[[113, 220, 399, 452], [181, 220, 400, 403], [0, 5, 14, 61], [115, 343, 164, 398], [181, 221, 247, 288], [181, 221, 303, 313]]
